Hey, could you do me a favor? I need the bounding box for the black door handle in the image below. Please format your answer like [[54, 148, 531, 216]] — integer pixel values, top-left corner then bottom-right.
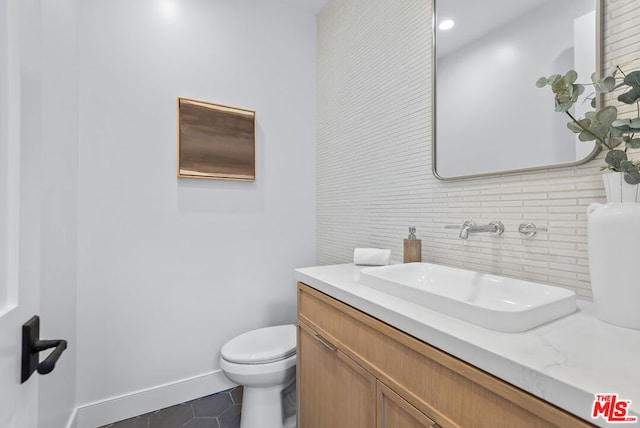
[[33, 338, 68, 375], [21, 316, 68, 383]]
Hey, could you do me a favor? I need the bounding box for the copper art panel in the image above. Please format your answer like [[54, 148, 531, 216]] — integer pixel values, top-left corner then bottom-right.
[[177, 98, 256, 181]]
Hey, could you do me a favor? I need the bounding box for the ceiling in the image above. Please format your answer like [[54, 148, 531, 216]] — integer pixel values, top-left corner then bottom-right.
[[288, 0, 570, 57], [435, 0, 554, 57]]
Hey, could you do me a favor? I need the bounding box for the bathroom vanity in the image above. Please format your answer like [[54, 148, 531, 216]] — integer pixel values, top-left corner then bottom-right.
[[295, 264, 640, 428]]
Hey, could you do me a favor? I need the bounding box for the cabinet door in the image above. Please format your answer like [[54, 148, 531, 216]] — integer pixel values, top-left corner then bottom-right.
[[297, 321, 376, 428], [378, 381, 437, 428]]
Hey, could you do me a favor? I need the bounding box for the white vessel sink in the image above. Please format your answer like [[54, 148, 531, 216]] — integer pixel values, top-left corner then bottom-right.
[[359, 263, 577, 332]]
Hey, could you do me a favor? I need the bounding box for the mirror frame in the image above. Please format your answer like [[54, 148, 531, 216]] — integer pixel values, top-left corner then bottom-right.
[[432, 0, 604, 181]]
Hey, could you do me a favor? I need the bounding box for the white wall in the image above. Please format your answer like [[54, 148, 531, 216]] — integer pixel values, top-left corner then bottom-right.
[[317, 0, 640, 300], [436, 0, 595, 176], [75, 0, 316, 423]]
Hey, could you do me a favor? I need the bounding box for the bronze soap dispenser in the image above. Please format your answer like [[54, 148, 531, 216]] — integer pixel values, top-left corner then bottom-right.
[[403, 227, 422, 263]]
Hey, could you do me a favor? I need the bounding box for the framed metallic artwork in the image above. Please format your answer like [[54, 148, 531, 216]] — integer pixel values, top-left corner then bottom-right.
[[177, 97, 256, 181]]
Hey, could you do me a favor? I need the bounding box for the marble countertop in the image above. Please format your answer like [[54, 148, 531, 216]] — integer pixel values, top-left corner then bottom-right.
[[294, 263, 640, 428]]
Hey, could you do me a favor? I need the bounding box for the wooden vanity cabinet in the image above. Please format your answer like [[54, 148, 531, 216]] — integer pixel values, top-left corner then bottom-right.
[[296, 282, 593, 428], [297, 322, 376, 427]]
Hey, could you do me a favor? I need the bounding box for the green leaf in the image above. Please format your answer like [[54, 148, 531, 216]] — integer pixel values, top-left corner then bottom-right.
[[624, 71, 640, 87], [608, 136, 625, 148], [620, 159, 636, 172], [612, 117, 640, 132], [535, 77, 549, 88], [593, 123, 609, 137], [627, 138, 640, 149], [610, 125, 629, 136], [555, 99, 575, 112], [548, 74, 561, 84], [630, 117, 640, 129], [596, 106, 617, 125], [612, 119, 631, 127], [625, 171, 640, 185], [567, 118, 590, 133], [579, 124, 608, 142], [566, 122, 580, 133], [625, 175, 640, 185], [592, 74, 616, 92], [575, 84, 585, 98], [605, 150, 628, 169], [565, 70, 578, 84], [619, 160, 640, 184], [618, 86, 640, 104]]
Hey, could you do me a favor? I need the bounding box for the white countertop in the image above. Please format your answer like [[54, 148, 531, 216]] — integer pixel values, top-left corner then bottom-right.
[[294, 263, 640, 428]]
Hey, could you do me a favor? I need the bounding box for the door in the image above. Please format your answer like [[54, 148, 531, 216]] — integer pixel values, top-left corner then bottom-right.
[[1, 0, 43, 425], [297, 322, 377, 428], [2, 0, 77, 423]]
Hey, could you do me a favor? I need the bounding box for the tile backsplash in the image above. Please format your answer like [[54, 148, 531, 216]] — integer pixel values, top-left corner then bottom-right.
[[317, 0, 640, 299]]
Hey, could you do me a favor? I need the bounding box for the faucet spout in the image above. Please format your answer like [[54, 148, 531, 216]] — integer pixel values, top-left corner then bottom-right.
[[459, 220, 475, 239], [459, 220, 504, 240]]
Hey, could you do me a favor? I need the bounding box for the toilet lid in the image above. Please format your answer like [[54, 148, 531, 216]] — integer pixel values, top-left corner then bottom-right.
[[221, 324, 296, 364]]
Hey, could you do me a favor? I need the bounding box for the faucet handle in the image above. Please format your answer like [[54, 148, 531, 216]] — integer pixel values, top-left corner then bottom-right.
[[518, 222, 547, 237], [488, 221, 504, 236]]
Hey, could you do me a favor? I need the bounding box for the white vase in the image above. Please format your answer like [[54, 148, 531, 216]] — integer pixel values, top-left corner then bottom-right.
[[587, 173, 640, 329], [602, 171, 640, 202]]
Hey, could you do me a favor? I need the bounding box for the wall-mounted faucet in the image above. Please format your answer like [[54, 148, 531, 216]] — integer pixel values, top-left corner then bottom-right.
[[445, 221, 548, 239], [447, 220, 504, 239]]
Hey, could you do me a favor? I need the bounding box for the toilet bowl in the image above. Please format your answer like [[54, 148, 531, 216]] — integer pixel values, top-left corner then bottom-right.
[[220, 324, 297, 428]]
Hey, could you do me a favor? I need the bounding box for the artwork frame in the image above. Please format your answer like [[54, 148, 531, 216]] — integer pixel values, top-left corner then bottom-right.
[[177, 97, 256, 181]]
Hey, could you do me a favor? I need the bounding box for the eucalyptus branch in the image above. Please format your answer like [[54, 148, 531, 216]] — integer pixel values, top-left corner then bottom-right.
[[538, 66, 640, 184], [564, 110, 613, 150]]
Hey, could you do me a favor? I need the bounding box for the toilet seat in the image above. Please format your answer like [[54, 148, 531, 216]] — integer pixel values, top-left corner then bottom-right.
[[221, 324, 296, 364]]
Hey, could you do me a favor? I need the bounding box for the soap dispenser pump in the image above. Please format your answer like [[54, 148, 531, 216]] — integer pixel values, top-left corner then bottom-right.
[[403, 227, 422, 263]]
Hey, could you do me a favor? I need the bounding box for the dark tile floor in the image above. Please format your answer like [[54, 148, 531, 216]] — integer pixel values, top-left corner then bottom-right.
[[99, 387, 242, 428]]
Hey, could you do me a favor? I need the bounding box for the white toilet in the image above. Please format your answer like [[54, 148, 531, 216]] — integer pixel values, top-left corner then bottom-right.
[[219, 324, 297, 428]]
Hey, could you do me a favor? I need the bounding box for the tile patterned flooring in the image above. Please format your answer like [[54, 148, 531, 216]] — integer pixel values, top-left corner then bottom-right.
[[99, 387, 242, 428]]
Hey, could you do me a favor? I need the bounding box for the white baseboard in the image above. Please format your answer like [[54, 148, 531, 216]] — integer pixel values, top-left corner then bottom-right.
[[72, 370, 236, 428], [64, 407, 77, 428]]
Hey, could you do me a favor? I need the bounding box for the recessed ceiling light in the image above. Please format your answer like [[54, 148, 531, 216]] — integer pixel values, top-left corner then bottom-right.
[[439, 19, 455, 31]]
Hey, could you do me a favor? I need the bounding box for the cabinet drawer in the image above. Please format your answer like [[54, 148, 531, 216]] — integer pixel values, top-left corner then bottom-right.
[[297, 282, 593, 428]]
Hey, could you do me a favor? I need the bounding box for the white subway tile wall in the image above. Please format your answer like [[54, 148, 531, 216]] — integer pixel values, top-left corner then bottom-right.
[[317, 0, 640, 299]]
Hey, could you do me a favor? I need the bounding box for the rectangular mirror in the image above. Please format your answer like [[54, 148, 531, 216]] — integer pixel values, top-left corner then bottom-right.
[[433, 0, 602, 179]]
